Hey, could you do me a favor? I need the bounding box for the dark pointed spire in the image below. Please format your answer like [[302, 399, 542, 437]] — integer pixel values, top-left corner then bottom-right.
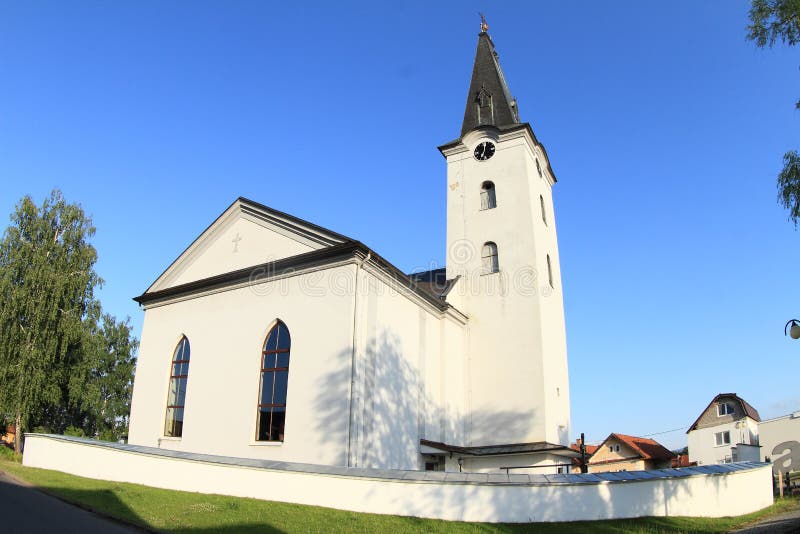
[[460, 27, 520, 137]]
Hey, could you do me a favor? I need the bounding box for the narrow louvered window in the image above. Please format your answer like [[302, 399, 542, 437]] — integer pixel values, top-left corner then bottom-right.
[[476, 89, 493, 125], [540, 195, 548, 225], [482, 242, 499, 274], [481, 181, 497, 210]]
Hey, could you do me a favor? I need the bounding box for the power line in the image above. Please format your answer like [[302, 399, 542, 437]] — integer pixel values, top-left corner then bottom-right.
[[582, 426, 687, 445], [642, 426, 686, 438]]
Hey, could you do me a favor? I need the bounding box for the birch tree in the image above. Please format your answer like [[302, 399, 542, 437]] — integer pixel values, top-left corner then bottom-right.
[[0, 190, 100, 452]]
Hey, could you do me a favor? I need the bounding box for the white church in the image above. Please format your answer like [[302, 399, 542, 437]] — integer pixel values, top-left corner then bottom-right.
[[128, 28, 575, 474]]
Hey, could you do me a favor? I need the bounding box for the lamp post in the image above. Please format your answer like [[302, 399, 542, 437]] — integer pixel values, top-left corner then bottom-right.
[[785, 319, 800, 340]]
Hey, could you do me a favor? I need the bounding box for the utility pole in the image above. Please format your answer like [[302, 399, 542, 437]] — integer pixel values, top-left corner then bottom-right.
[[580, 432, 588, 473]]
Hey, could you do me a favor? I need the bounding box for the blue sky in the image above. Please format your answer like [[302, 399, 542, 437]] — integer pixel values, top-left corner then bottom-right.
[[1, 2, 798, 450]]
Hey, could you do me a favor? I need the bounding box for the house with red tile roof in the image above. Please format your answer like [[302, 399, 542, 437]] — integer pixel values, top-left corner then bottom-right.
[[587, 433, 676, 473]]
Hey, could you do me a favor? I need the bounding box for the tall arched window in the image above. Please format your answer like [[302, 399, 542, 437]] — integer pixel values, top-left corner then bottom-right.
[[482, 242, 499, 274], [547, 254, 554, 288], [481, 181, 497, 210], [540, 194, 547, 225], [257, 321, 291, 442], [165, 336, 190, 437]]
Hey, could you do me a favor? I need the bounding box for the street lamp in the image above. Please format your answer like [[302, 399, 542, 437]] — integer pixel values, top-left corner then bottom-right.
[[785, 319, 800, 340]]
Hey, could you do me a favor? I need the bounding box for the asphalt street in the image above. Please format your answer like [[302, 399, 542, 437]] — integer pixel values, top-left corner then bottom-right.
[[0, 469, 141, 534]]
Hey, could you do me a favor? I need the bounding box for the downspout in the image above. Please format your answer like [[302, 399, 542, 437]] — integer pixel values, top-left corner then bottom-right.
[[346, 251, 371, 467]]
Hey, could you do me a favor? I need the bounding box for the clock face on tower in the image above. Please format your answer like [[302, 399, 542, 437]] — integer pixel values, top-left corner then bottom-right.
[[474, 141, 496, 161]]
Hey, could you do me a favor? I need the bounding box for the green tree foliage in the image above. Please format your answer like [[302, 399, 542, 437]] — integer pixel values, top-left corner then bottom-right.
[[778, 151, 800, 226], [75, 314, 138, 441], [747, 0, 800, 226], [0, 190, 137, 451]]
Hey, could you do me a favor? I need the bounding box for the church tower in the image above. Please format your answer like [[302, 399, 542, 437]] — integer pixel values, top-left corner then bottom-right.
[[440, 26, 571, 448]]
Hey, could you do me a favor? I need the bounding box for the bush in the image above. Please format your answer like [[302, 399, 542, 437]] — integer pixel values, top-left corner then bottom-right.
[[0, 445, 21, 463], [63, 426, 86, 437]]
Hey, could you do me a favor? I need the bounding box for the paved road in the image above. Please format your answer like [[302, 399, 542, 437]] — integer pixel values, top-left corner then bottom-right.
[[730, 505, 800, 533], [0, 469, 142, 534]]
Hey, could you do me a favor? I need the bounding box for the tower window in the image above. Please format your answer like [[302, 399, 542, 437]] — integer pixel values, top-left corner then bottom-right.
[[476, 89, 493, 126], [536, 159, 543, 178], [480, 181, 497, 210], [257, 321, 291, 442], [540, 195, 547, 225], [482, 242, 499, 274], [547, 254, 554, 288], [165, 336, 190, 438]]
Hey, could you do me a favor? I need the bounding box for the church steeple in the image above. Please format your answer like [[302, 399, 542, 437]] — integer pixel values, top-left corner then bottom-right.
[[460, 26, 520, 137]]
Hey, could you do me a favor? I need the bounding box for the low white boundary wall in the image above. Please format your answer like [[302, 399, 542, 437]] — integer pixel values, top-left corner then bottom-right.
[[22, 434, 773, 523]]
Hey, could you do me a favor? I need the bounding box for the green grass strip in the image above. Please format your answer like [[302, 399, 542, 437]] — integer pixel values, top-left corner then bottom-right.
[[0, 457, 796, 533]]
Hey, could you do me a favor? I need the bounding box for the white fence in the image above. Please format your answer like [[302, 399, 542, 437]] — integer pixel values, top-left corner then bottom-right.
[[22, 434, 773, 523]]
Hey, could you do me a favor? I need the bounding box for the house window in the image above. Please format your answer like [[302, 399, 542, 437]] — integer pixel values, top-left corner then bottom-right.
[[164, 336, 190, 437], [717, 403, 734, 416], [480, 181, 497, 210], [257, 321, 291, 442], [547, 254, 554, 287], [482, 242, 499, 274], [540, 195, 547, 225], [714, 431, 731, 447]]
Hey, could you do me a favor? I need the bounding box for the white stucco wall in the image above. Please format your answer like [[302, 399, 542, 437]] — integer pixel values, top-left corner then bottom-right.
[[461, 452, 568, 474], [149, 204, 327, 292], [168, 217, 315, 288], [23, 435, 774, 524], [130, 255, 470, 472], [342, 263, 467, 470], [129, 264, 358, 466]]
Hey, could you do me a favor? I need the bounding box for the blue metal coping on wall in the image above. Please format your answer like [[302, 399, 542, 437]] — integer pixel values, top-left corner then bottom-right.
[[25, 434, 768, 486]]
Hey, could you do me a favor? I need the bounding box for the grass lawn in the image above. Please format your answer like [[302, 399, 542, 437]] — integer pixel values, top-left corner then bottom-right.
[[0, 454, 796, 533]]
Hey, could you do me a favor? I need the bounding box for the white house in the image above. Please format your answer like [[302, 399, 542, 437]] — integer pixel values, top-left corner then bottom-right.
[[128, 29, 575, 473], [687, 393, 761, 465]]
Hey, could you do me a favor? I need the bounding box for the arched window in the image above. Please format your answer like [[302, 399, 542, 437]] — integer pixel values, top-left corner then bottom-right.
[[481, 181, 497, 210], [257, 321, 291, 442], [540, 194, 547, 225], [482, 242, 499, 274], [165, 336, 190, 437], [536, 158, 543, 177], [547, 254, 554, 287]]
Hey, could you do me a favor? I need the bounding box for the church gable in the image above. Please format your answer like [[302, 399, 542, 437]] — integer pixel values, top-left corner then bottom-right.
[[146, 197, 351, 293]]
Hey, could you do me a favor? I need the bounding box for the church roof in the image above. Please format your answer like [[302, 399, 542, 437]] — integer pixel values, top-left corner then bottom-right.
[[408, 267, 458, 299], [134, 198, 465, 319], [460, 31, 520, 136]]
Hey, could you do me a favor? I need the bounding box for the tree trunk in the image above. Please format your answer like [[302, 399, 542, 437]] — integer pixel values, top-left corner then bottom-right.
[[13, 413, 22, 454]]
